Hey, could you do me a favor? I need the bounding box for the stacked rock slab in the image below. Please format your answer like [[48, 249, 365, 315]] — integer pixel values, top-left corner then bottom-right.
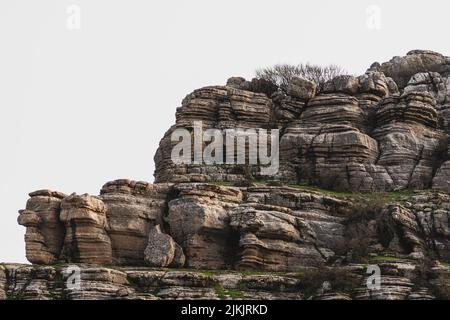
[[17, 190, 66, 264], [152, 50, 450, 193], [277, 71, 399, 192], [11, 50, 450, 300], [373, 91, 444, 190], [100, 180, 170, 265], [378, 50, 450, 89], [60, 194, 112, 265], [230, 187, 351, 271], [167, 184, 243, 269], [154, 85, 276, 184]]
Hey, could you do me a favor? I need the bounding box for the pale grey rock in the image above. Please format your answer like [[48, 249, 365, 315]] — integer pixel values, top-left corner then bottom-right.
[[144, 225, 185, 268]]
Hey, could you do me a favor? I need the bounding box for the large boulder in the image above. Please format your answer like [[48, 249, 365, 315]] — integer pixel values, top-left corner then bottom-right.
[[143, 225, 185, 268]]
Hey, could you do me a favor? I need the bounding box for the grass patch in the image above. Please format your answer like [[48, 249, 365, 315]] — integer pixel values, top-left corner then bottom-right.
[[439, 261, 450, 268], [240, 271, 265, 277], [200, 271, 216, 278], [370, 255, 402, 263], [227, 289, 244, 299], [212, 283, 227, 299], [212, 282, 245, 300], [288, 184, 352, 198]]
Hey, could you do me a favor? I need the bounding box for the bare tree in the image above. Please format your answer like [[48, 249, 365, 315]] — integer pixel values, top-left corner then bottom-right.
[[255, 63, 347, 93]]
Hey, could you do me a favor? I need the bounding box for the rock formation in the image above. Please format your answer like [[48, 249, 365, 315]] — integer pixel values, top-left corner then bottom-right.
[[8, 50, 450, 300]]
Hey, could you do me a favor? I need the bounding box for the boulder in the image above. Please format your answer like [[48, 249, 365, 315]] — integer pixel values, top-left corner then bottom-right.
[[144, 225, 185, 268], [287, 77, 316, 100]]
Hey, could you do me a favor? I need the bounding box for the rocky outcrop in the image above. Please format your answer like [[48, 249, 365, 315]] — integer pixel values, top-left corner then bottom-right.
[[152, 50, 450, 193], [17, 190, 66, 264], [2, 263, 449, 300], [230, 187, 350, 271], [100, 180, 170, 265], [0, 265, 5, 300], [167, 184, 243, 269], [10, 50, 450, 300], [376, 50, 450, 89], [59, 194, 112, 265]]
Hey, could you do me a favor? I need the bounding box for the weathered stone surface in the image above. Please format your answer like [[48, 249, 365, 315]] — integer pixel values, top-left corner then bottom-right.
[[11, 50, 450, 300], [17, 190, 66, 264], [152, 50, 450, 194], [278, 124, 389, 192], [100, 179, 170, 265], [404, 72, 450, 107], [0, 265, 5, 300], [433, 161, 450, 193], [301, 94, 363, 128], [374, 194, 450, 261], [287, 77, 316, 100], [144, 225, 185, 268], [377, 50, 450, 89], [60, 194, 112, 265], [271, 90, 306, 125], [373, 92, 444, 190], [323, 75, 359, 95], [154, 85, 275, 184], [230, 187, 350, 271], [167, 184, 243, 269], [63, 267, 130, 300]]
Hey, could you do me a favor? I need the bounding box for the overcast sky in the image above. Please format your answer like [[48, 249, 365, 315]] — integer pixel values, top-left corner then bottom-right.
[[1, 0, 449, 263]]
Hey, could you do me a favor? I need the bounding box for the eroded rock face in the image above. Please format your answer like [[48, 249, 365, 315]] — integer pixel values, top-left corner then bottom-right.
[[12, 50, 450, 300], [100, 180, 170, 265], [2, 263, 448, 300], [60, 194, 112, 265], [377, 50, 450, 89], [279, 124, 385, 192], [0, 266, 6, 300], [167, 184, 243, 269], [144, 225, 185, 268], [154, 85, 276, 184], [17, 190, 66, 264], [153, 50, 450, 193], [230, 187, 351, 271]]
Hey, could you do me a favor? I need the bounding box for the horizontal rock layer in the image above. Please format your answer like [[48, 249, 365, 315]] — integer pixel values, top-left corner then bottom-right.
[[1, 263, 448, 300]]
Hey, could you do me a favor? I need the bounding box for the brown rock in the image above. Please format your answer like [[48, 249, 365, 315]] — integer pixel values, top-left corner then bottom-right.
[[17, 190, 66, 264], [60, 194, 112, 265], [100, 179, 170, 265], [287, 77, 316, 100]]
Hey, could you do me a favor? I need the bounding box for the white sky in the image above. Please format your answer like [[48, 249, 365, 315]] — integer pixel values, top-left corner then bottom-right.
[[1, 0, 449, 263]]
